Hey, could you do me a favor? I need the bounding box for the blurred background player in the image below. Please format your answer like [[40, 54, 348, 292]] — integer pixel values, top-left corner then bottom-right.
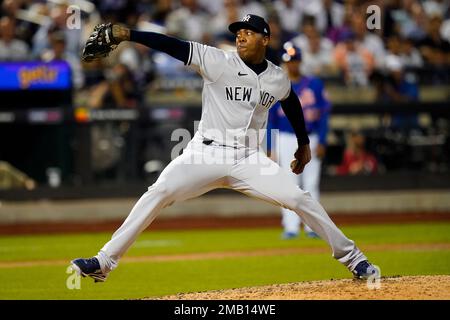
[[268, 42, 331, 239]]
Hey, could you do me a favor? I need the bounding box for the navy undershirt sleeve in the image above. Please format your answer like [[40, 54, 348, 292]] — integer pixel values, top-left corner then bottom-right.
[[129, 30, 190, 65], [279, 87, 310, 146]]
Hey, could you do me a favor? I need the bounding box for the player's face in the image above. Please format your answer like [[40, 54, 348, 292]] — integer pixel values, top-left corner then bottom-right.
[[235, 29, 269, 64]]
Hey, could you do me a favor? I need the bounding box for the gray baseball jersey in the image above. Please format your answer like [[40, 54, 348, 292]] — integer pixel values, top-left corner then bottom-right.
[[187, 41, 291, 148]]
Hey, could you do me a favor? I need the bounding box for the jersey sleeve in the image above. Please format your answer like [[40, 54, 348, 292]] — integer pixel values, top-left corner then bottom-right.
[[187, 41, 227, 83], [279, 74, 291, 101]]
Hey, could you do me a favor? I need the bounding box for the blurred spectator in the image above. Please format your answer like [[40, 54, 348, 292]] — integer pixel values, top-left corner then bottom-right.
[[416, 14, 450, 67], [41, 31, 84, 89], [1, 0, 38, 45], [31, 3, 83, 59], [322, 0, 345, 34], [326, 3, 353, 44], [372, 54, 419, 129], [351, 13, 386, 70], [87, 63, 140, 109], [121, 43, 155, 88], [335, 131, 378, 175], [385, 34, 422, 70], [422, 0, 449, 17], [273, 0, 304, 33], [93, 0, 129, 14], [0, 0, 21, 17], [80, 58, 107, 90], [107, 63, 140, 108], [165, 0, 210, 42], [92, 0, 140, 24], [210, 0, 241, 39], [212, 0, 267, 37], [150, 0, 174, 26], [334, 30, 375, 86], [241, 0, 267, 19], [0, 16, 30, 61], [296, 0, 329, 33], [265, 13, 298, 66], [106, 36, 155, 90], [291, 18, 316, 46], [400, 36, 424, 68], [376, 54, 419, 102], [386, 34, 403, 58], [151, 50, 198, 81], [393, 0, 428, 41], [441, 16, 450, 42], [291, 20, 335, 76], [198, 0, 224, 15], [382, 0, 399, 39]]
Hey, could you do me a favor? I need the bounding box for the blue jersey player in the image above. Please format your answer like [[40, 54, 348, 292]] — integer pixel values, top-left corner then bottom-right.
[[268, 42, 331, 239]]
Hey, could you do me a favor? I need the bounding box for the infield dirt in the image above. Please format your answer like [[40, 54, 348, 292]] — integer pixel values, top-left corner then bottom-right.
[[156, 275, 450, 300]]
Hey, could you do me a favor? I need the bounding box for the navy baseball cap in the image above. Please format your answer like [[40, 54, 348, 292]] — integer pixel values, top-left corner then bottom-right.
[[229, 14, 271, 37], [282, 42, 302, 62]]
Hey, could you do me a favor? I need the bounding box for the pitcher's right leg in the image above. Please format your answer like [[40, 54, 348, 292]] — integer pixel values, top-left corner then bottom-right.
[[73, 142, 229, 279]]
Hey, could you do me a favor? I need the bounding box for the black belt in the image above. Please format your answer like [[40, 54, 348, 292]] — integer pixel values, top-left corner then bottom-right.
[[203, 139, 214, 145], [202, 138, 238, 149]]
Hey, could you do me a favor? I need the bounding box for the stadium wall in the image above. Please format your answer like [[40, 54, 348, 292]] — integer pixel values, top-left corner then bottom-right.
[[1, 190, 449, 226]]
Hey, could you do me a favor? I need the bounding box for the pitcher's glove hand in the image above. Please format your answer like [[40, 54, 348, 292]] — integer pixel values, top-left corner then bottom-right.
[[82, 23, 119, 62]]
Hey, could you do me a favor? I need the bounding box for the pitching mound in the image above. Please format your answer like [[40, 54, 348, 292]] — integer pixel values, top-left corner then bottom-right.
[[158, 275, 450, 300]]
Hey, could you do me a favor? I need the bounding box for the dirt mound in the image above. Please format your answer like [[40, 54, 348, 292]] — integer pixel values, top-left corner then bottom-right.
[[158, 275, 450, 300]]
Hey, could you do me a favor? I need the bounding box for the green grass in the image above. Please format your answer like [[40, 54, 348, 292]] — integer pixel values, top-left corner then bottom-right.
[[0, 222, 449, 299]]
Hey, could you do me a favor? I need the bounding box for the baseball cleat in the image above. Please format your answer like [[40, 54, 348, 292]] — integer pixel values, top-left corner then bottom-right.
[[352, 260, 380, 280], [282, 231, 299, 240], [70, 257, 107, 282]]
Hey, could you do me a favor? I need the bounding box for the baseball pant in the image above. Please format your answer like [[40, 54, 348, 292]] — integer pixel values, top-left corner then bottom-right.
[[279, 132, 321, 234], [96, 132, 366, 273]]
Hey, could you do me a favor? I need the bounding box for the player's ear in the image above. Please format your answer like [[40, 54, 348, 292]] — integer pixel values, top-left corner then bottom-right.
[[262, 35, 270, 46]]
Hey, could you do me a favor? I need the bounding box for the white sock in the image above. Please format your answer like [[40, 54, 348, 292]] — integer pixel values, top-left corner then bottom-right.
[[95, 250, 118, 274]]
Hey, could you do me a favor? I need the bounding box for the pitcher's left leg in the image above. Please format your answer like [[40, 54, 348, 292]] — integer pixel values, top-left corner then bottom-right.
[[278, 132, 301, 237], [230, 151, 367, 272], [300, 134, 322, 235]]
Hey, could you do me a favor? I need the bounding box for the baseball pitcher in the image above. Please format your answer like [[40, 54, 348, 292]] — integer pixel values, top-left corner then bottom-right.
[[71, 15, 379, 282]]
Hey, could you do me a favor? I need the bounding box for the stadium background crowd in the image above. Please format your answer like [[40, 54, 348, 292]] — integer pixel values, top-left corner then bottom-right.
[[0, 0, 449, 188], [1, 0, 449, 107]]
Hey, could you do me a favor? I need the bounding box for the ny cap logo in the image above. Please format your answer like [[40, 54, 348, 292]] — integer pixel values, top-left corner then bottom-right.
[[242, 15, 251, 22]]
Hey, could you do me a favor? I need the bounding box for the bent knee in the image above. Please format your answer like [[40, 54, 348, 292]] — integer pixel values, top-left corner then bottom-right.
[[282, 189, 312, 210], [146, 181, 176, 205]]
